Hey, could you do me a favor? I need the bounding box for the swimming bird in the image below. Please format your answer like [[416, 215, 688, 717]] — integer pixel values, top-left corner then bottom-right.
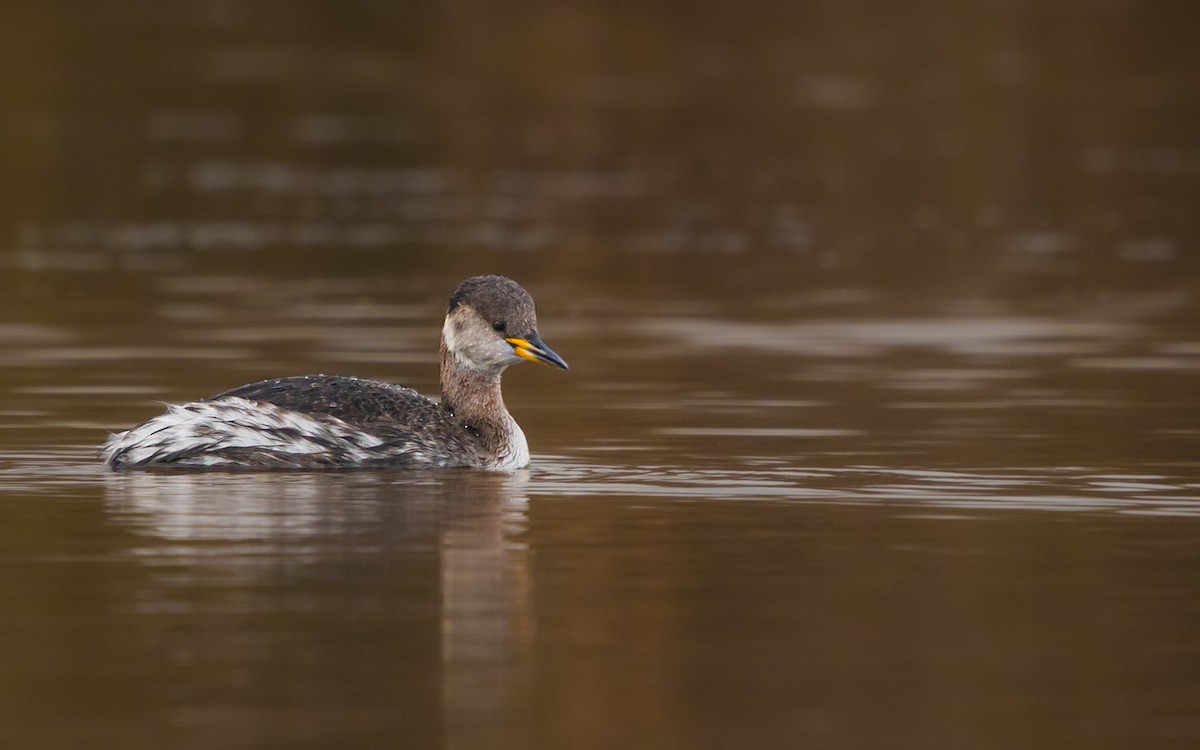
[[100, 275, 568, 470]]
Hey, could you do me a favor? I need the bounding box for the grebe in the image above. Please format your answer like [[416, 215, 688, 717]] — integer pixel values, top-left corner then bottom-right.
[[101, 275, 568, 470]]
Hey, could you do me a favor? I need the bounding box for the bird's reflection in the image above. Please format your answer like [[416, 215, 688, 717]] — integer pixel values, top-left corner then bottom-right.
[[439, 476, 535, 748], [103, 469, 535, 744]]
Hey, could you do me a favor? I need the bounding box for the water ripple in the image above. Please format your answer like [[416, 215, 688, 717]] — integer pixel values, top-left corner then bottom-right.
[[531, 459, 1200, 517], [3, 449, 1199, 520]]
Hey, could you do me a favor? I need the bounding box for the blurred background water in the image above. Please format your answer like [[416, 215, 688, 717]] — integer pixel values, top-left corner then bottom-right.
[[1, 1, 1199, 748]]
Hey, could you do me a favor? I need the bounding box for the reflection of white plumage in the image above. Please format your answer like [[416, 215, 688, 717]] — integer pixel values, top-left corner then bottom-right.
[[101, 275, 568, 470]]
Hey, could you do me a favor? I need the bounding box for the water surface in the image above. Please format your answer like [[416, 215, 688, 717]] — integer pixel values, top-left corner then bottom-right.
[[2, 1, 1199, 748], [3, 267, 1200, 749]]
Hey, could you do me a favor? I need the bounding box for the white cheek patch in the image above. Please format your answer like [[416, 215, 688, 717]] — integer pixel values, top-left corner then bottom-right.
[[441, 315, 459, 353], [443, 308, 508, 373], [443, 311, 484, 370]]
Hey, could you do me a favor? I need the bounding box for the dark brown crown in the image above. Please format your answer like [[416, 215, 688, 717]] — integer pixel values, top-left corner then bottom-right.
[[447, 275, 537, 337]]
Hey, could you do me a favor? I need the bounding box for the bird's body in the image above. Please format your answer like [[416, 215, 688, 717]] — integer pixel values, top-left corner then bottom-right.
[[100, 276, 566, 470]]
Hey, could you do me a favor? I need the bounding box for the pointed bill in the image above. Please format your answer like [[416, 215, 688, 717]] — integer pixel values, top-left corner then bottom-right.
[[506, 335, 569, 370]]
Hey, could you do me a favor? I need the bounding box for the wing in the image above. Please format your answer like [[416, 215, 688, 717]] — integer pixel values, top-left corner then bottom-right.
[[103, 375, 488, 470], [207, 375, 441, 430]]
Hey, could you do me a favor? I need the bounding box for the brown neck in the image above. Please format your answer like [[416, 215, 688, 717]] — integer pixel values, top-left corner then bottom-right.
[[439, 335, 509, 429]]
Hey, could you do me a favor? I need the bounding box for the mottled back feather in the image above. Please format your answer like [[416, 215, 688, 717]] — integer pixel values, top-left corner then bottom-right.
[[210, 375, 436, 427]]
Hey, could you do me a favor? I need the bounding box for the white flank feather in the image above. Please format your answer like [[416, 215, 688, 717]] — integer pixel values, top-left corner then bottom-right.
[[101, 397, 385, 468]]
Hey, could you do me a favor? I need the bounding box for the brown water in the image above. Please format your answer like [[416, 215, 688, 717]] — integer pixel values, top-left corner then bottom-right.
[[2, 2, 1200, 748]]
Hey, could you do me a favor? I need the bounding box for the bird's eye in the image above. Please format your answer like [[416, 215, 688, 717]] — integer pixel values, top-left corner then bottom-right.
[[492, 320, 506, 332]]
